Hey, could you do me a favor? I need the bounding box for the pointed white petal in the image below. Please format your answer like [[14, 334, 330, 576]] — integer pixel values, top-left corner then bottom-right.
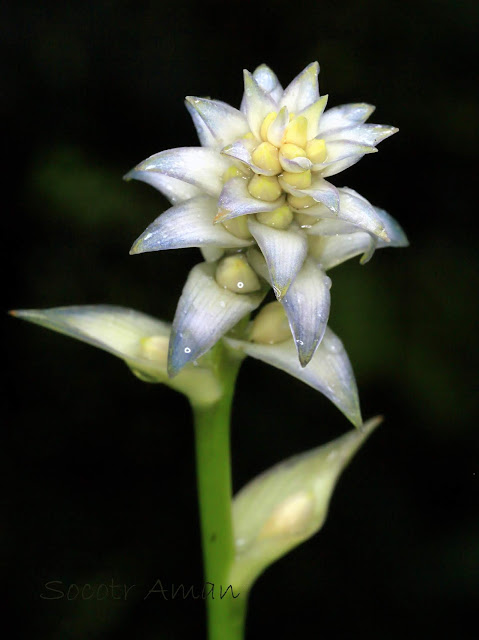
[[248, 218, 308, 299], [168, 262, 264, 376], [266, 105, 289, 147], [283, 176, 340, 213], [322, 123, 398, 146], [13, 306, 224, 405], [185, 100, 217, 147], [298, 95, 329, 140], [226, 327, 362, 427], [242, 70, 278, 139], [230, 417, 380, 590], [130, 196, 252, 255], [313, 140, 377, 177], [123, 170, 203, 205], [253, 64, 283, 102], [337, 188, 388, 240], [222, 139, 279, 176], [216, 177, 283, 223], [374, 208, 409, 247], [281, 259, 331, 367], [185, 97, 250, 149], [306, 218, 360, 235], [13, 305, 169, 360], [319, 103, 375, 133], [129, 147, 230, 196], [308, 233, 376, 270], [280, 62, 320, 112], [278, 152, 311, 173]]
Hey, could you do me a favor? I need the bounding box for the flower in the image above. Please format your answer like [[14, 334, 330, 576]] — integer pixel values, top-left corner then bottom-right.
[[126, 63, 407, 375]]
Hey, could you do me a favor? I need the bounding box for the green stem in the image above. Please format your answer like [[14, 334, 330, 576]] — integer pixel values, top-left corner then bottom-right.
[[192, 349, 247, 640]]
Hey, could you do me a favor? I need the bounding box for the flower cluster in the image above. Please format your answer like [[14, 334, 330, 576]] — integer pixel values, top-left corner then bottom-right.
[[126, 63, 407, 379]]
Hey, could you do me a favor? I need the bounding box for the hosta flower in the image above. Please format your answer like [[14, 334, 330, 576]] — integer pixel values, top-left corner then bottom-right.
[[126, 62, 407, 375]]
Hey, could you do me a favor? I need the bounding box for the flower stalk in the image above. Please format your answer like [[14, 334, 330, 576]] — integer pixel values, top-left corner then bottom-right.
[[191, 346, 247, 640]]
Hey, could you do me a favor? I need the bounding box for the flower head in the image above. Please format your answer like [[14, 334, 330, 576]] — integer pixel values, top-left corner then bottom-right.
[[126, 63, 407, 375]]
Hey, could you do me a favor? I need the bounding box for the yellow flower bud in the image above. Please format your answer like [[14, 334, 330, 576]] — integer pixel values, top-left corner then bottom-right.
[[258, 491, 316, 539], [139, 335, 169, 366], [281, 169, 312, 189], [306, 138, 327, 164], [283, 116, 308, 148], [256, 204, 293, 229], [250, 301, 291, 344], [260, 111, 278, 141], [248, 175, 282, 201], [223, 216, 253, 240], [287, 193, 317, 209], [295, 212, 318, 228], [215, 254, 261, 294], [279, 143, 307, 160], [222, 165, 244, 182], [251, 142, 282, 174]]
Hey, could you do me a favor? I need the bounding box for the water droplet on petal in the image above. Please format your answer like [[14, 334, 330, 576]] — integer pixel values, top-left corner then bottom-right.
[[296, 339, 304, 346], [184, 347, 191, 354], [144, 232, 153, 240], [237, 281, 244, 289]]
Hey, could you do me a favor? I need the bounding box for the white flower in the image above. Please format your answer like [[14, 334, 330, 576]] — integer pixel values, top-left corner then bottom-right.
[[126, 63, 408, 375]]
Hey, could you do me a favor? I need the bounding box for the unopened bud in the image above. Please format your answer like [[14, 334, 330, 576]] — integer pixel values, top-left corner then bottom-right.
[[215, 254, 261, 294], [251, 142, 281, 174], [248, 175, 282, 202], [250, 301, 291, 344], [287, 194, 317, 209], [139, 335, 169, 366], [306, 139, 327, 164], [256, 205, 293, 230], [280, 143, 306, 160], [283, 116, 308, 148], [260, 112, 278, 141], [223, 216, 253, 240], [223, 166, 245, 182], [258, 491, 315, 539], [295, 212, 319, 228], [281, 169, 312, 189]]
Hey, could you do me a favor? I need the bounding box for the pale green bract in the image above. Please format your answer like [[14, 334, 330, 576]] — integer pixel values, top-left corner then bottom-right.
[[12, 304, 362, 425], [230, 416, 382, 590]]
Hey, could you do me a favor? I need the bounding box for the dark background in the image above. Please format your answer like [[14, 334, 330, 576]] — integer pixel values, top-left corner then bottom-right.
[[4, 1, 478, 638]]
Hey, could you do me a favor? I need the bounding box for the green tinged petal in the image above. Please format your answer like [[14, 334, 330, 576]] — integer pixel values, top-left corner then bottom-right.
[[12, 306, 223, 406]]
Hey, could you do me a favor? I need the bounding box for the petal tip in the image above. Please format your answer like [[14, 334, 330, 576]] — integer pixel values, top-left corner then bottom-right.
[[213, 210, 227, 223]]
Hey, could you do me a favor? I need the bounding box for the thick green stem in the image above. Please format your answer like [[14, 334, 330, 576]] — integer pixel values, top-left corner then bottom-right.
[[192, 350, 247, 640]]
